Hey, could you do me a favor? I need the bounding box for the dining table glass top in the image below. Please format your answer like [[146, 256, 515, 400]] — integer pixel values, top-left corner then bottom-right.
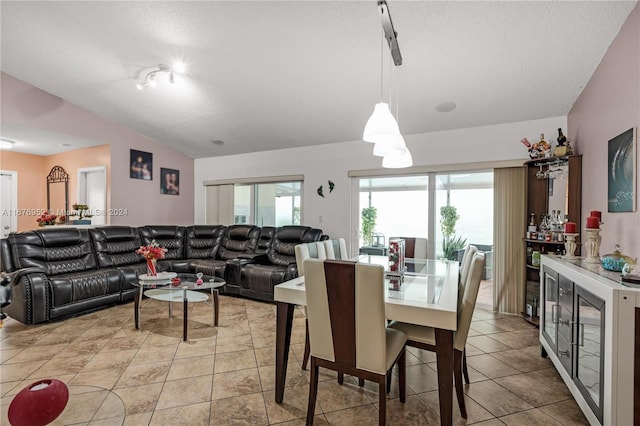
[[356, 255, 457, 306]]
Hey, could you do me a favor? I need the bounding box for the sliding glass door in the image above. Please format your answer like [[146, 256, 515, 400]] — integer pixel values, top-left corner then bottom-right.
[[357, 170, 493, 264]]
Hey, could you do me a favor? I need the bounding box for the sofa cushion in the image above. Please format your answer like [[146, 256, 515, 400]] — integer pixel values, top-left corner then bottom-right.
[[8, 228, 97, 275], [189, 259, 228, 278], [218, 225, 260, 260], [89, 226, 144, 268], [49, 268, 122, 307], [185, 225, 226, 259], [267, 226, 321, 266], [240, 263, 294, 294], [139, 226, 186, 259]]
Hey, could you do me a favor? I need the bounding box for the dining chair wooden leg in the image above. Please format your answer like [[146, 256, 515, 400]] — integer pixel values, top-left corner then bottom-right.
[[302, 319, 310, 370], [378, 376, 386, 426], [386, 370, 392, 394], [306, 357, 319, 425], [454, 349, 467, 418], [398, 348, 406, 403], [337, 372, 344, 384], [462, 347, 470, 384]]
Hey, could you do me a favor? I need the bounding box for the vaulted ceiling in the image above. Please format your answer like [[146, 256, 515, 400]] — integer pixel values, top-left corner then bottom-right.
[[1, 1, 637, 158]]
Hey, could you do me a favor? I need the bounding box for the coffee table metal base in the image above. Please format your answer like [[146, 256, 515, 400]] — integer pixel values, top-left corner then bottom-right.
[[145, 287, 208, 341]]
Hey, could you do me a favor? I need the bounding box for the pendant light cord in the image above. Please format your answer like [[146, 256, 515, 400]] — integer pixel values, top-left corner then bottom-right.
[[380, 8, 384, 101]]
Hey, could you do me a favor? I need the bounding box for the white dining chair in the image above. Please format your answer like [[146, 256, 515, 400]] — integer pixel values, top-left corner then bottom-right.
[[388, 252, 485, 419], [304, 258, 407, 426]]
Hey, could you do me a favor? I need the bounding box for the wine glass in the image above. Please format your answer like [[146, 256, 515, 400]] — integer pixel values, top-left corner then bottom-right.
[[536, 165, 544, 179]]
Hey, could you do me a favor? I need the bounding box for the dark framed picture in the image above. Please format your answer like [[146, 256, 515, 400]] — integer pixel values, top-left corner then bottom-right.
[[130, 149, 153, 180], [160, 168, 180, 195], [608, 128, 636, 212]]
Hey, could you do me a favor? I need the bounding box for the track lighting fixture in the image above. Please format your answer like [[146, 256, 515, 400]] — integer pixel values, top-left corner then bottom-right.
[[136, 63, 183, 90]]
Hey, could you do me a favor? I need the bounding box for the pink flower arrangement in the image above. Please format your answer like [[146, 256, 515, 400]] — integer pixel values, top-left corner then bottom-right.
[[36, 212, 65, 226], [136, 240, 167, 260]]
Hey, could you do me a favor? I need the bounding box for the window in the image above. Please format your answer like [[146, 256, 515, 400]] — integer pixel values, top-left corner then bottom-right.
[[359, 176, 429, 246], [234, 181, 302, 226], [434, 172, 493, 258], [357, 170, 493, 258]]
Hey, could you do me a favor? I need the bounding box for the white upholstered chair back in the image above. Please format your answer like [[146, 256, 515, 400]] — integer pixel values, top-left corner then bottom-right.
[[304, 259, 388, 374], [295, 242, 327, 276], [322, 238, 348, 260], [454, 252, 485, 351], [459, 245, 478, 287]]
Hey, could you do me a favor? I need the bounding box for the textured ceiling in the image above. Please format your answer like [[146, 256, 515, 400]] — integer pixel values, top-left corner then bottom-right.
[[1, 1, 637, 158]]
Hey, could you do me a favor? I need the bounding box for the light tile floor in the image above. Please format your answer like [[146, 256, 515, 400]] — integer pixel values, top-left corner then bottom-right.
[[1, 295, 589, 425]]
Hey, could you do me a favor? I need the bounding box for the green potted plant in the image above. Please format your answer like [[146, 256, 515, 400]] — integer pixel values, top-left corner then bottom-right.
[[361, 206, 378, 247], [440, 205, 467, 260]]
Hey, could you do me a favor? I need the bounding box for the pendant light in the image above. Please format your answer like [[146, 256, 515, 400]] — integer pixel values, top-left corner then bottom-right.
[[363, 5, 401, 145], [382, 144, 413, 168], [363, 1, 412, 168]]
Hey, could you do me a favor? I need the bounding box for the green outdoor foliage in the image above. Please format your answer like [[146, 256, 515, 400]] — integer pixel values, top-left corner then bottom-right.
[[361, 206, 378, 246], [440, 205, 466, 260]]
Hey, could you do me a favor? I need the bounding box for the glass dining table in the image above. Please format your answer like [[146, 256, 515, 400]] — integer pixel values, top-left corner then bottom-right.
[[273, 255, 459, 425]]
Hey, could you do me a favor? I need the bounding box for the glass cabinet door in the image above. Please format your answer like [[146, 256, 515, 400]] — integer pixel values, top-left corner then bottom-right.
[[574, 286, 605, 424], [542, 266, 559, 351]]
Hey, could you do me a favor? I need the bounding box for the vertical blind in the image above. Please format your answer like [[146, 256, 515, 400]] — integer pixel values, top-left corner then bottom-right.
[[493, 167, 526, 313]]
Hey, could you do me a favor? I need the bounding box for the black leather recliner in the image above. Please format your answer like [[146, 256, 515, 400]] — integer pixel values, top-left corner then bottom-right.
[[1, 223, 326, 324], [190, 224, 260, 282], [238, 226, 323, 301], [89, 226, 146, 302], [4, 228, 123, 324], [139, 226, 187, 272]]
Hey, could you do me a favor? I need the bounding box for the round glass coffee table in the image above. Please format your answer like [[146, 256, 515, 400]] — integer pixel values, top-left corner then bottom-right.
[[133, 272, 225, 340]]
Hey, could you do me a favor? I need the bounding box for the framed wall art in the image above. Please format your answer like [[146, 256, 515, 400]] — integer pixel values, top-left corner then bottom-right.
[[130, 149, 153, 180], [608, 127, 636, 212], [160, 168, 180, 195]]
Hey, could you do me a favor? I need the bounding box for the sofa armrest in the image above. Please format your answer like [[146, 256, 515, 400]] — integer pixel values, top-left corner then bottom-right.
[[236, 253, 269, 263], [225, 258, 257, 287], [1, 267, 51, 324]]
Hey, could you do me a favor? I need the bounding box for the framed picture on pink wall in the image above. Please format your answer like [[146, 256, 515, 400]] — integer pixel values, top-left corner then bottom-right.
[[608, 128, 636, 212], [160, 168, 180, 195], [130, 149, 153, 180]]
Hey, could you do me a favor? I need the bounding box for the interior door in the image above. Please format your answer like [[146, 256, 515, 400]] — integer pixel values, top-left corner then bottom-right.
[[78, 167, 106, 225], [1, 171, 17, 238]]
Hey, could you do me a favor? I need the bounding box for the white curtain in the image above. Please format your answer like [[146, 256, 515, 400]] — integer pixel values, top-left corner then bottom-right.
[[493, 167, 526, 313], [205, 184, 235, 225]]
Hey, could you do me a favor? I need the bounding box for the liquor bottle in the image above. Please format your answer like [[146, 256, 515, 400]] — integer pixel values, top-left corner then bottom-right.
[[557, 128, 567, 146]]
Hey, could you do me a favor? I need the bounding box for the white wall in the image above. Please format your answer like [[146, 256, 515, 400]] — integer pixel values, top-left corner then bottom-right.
[[195, 116, 566, 253]]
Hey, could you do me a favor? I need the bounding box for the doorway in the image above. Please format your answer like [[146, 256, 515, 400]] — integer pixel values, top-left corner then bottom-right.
[[1, 170, 18, 237], [77, 166, 106, 225]]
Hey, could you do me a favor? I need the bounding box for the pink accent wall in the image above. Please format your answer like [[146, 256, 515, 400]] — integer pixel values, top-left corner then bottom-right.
[[568, 3, 640, 256], [0, 151, 46, 231], [1, 73, 194, 226]]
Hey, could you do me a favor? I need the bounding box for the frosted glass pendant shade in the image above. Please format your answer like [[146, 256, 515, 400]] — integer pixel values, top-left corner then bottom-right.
[[383, 147, 413, 168], [373, 134, 407, 157], [363, 103, 400, 143]]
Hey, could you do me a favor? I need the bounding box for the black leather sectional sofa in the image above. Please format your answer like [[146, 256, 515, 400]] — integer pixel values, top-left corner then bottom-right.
[[0, 224, 323, 324]]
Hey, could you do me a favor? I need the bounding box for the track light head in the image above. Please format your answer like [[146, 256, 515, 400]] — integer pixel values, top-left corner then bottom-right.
[[136, 63, 183, 90]]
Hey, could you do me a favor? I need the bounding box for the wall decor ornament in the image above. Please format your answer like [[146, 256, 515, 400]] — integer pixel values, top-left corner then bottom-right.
[[316, 185, 324, 198], [608, 127, 636, 212], [328, 180, 335, 193]]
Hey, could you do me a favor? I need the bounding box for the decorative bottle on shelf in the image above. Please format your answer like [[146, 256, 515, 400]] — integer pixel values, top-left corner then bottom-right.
[[557, 128, 567, 146], [527, 213, 537, 239]]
